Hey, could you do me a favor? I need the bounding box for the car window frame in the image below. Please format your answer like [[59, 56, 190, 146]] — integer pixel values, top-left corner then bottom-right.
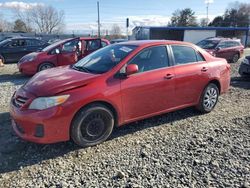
[[169, 44, 206, 67], [124, 45, 172, 76], [86, 39, 102, 51], [61, 39, 79, 54]]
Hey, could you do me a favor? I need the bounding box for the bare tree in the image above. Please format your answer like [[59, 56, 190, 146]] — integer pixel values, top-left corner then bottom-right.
[[14, 5, 64, 34], [0, 14, 13, 32], [14, 8, 33, 32], [29, 5, 65, 34], [110, 24, 122, 36]]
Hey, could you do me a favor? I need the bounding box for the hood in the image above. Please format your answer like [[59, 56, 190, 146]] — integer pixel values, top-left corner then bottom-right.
[[23, 66, 100, 96]]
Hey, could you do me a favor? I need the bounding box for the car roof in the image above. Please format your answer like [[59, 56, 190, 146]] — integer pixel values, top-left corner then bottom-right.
[[117, 40, 195, 47], [10, 37, 42, 40]]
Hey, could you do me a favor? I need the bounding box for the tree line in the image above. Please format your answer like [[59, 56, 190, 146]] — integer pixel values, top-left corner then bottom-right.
[[0, 5, 64, 34], [169, 2, 250, 27]]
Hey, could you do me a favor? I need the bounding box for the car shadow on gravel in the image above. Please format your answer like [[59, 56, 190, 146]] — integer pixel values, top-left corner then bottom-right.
[[0, 73, 30, 85], [0, 107, 201, 174]]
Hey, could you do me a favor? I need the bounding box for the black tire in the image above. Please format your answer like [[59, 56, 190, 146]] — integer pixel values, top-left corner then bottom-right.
[[196, 83, 219, 113], [38, 62, 54, 72], [71, 104, 114, 147], [232, 53, 239, 63], [0, 54, 5, 64]]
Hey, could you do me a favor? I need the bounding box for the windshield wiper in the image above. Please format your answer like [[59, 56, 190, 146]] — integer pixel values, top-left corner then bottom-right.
[[72, 65, 91, 73]]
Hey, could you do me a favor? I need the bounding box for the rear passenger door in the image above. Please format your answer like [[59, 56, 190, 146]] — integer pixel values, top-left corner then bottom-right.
[[170, 45, 209, 106]]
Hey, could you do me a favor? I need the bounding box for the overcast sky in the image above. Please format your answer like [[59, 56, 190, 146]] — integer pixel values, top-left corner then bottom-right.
[[0, 0, 249, 34]]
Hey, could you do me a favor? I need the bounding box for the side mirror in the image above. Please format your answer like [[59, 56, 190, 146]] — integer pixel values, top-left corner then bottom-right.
[[126, 64, 138, 76], [215, 47, 221, 51], [55, 48, 60, 54]]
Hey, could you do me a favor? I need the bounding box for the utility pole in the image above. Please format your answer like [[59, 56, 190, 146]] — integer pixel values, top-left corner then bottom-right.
[[97, 1, 101, 38], [205, 0, 214, 26]]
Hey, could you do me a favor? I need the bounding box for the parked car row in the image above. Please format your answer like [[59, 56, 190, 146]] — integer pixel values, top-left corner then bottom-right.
[[18, 37, 110, 75], [0, 37, 49, 63]]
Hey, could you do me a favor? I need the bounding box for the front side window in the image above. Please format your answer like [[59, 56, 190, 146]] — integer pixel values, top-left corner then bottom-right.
[[172, 45, 198, 65], [128, 46, 169, 73], [9, 39, 26, 47], [101, 41, 108, 47], [196, 40, 219, 49], [62, 40, 79, 53], [73, 44, 137, 74], [217, 41, 228, 49]]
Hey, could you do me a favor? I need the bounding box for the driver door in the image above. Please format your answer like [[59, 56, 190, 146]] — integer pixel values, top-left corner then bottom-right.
[[57, 39, 79, 66]]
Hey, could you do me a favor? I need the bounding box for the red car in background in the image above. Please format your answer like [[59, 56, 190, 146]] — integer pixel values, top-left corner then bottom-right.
[[197, 37, 244, 63], [18, 37, 110, 75], [10, 40, 230, 147]]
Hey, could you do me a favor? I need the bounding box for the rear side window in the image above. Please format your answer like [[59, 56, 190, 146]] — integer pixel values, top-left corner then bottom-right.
[[128, 46, 169, 73], [26, 39, 44, 46], [171, 45, 198, 65]]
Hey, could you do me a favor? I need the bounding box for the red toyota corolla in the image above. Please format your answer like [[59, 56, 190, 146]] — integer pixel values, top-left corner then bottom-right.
[[10, 40, 230, 147], [18, 37, 110, 75]]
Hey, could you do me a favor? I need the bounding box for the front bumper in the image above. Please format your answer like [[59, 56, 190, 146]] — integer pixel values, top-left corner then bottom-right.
[[239, 62, 250, 75], [18, 61, 37, 76], [10, 103, 71, 144]]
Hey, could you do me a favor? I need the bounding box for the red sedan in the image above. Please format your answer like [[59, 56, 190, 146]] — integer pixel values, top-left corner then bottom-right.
[[10, 40, 230, 147], [17, 37, 110, 75]]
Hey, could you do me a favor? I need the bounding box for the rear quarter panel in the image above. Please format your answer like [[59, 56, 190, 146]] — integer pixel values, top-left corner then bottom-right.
[[207, 57, 230, 94]]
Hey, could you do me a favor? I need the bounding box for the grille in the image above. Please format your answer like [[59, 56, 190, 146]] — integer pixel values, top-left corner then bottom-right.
[[13, 96, 28, 108]]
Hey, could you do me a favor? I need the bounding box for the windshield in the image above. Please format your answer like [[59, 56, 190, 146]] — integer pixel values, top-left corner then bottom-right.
[[196, 40, 219, 49], [42, 39, 72, 52], [0, 39, 11, 46], [73, 44, 137, 74]]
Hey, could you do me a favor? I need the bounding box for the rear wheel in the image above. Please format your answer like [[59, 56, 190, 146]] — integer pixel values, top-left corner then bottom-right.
[[196, 83, 219, 113], [232, 53, 239, 63], [38, 62, 54, 72], [0, 55, 5, 66], [71, 104, 114, 147]]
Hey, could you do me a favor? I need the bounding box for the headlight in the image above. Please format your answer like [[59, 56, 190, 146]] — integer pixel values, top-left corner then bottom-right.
[[29, 95, 70, 110], [25, 55, 36, 62], [242, 58, 249, 65]]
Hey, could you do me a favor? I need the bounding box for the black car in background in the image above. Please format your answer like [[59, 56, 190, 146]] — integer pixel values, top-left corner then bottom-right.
[[0, 37, 48, 63], [239, 56, 250, 77]]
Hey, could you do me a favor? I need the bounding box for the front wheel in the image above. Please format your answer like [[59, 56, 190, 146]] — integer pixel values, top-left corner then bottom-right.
[[71, 104, 114, 147], [196, 83, 219, 113], [38, 62, 54, 72]]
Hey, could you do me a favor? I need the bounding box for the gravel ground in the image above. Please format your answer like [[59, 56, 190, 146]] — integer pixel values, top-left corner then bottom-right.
[[0, 53, 250, 187]]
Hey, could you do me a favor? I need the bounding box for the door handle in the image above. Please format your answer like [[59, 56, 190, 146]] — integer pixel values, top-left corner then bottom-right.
[[201, 67, 208, 72], [164, 74, 174, 80]]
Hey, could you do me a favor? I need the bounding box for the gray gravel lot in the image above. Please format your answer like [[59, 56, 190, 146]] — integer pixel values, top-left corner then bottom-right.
[[0, 54, 249, 187]]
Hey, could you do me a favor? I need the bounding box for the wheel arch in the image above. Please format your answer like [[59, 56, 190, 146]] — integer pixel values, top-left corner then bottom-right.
[[208, 79, 221, 94], [37, 61, 55, 72], [71, 100, 119, 128]]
